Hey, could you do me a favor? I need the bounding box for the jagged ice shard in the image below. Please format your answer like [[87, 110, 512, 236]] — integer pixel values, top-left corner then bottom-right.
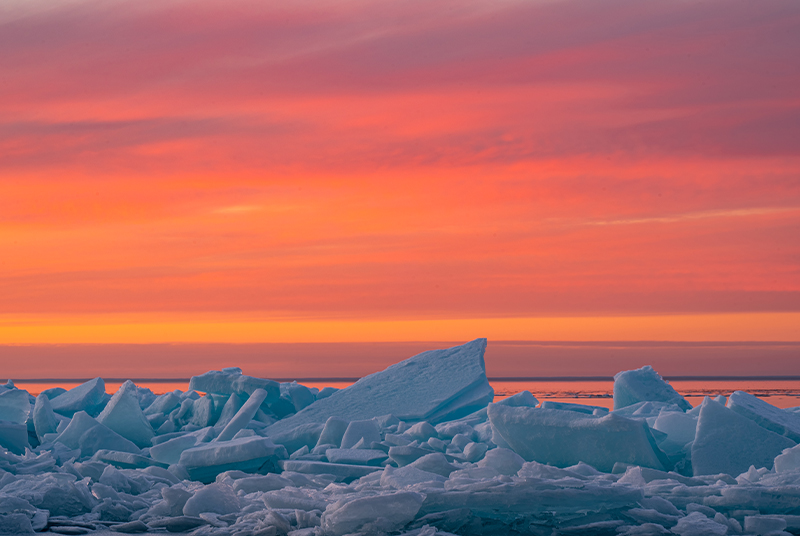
[[4, 341, 800, 535]]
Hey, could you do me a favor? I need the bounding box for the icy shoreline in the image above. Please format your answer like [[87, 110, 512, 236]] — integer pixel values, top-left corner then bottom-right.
[[3, 339, 800, 535]]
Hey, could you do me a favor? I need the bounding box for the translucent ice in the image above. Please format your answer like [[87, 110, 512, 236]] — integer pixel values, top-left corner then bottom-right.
[[0, 421, 28, 454], [32, 394, 59, 441], [692, 398, 795, 476], [727, 390, 800, 441], [96, 380, 155, 448], [488, 404, 668, 472], [613, 366, 691, 411], [214, 388, 268, 442], [0, 388, 31, 424], [49, 377, 106, 417], [54, 411, 140, 458]]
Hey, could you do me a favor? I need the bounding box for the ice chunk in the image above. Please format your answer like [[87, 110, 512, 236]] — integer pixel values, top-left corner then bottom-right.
[[268, 339, 493, 437], [189, 370, 279, 402], [189, 395, 222, 428], [613, 366, 690, 411], [178, 436, 285, 483], [143, 392, 181, 416], [214, 388, 268, 442], [653, 410, 697, 446], [488, 404, 668, 472], [281, 381, 316, 412], [0, 389, 31, 424], [0, 513, 34, 535], [149, 434, 198, 465], [49, 377, 106, 417], [316, 417, 348, 448], [270, 422, 325, 454], [213, 393, 246, 430], [96, 380, 155, 448], [280, 459, 382, 482], [408, 453, 457, 477], [321, 491, 424, 535], [671, 511, 728, 536], [389, 445, 438, 467], [539, 401, 608, 414], [478, 447, 525, 475], [183, 483, 240, 516], [325, 448, 388, 466], [0, 421, 28, 454], [496, 390, 538, 407], [692, 398, 795, 476], [463, 441, 488, 462], [92, 449, 166, 469], [744, 515, 788, 535], [727, 390, 800, 441], [340, 419, 381, 449], [380, 465, 445, 489], [774, 443, 800, 473], [406, 421, 438, 441], [2, 474, 95, 517], [231, 473, 292, 493], [54, 411, 140, 458], [32, 394, 59, 441]]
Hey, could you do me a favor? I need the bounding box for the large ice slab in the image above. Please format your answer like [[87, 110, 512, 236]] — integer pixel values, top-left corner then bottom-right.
[[32, 394, 59, 441], [0, 388, 31, 424], [268, 339, 492, 437], [613, 366, 691, 411], [96, 380, 154, 448], [49, 377, 106, 417], [488, 404, 668, 472], [178, 436, 286, 483], [54, 411, 140, 458], [692, 398, 795, 476], [726, 390, 800, 441]]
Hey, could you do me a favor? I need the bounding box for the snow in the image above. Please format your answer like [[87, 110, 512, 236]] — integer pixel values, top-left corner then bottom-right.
[[4, 340, 800, 534]]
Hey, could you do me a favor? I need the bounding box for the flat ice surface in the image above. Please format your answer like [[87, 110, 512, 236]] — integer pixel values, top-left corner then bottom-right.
[[4, 342, 800, 535], [267, 338, 493, 436]]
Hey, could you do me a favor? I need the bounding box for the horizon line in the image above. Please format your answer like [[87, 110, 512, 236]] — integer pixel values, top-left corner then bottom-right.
[[11, 375, 800, 383]]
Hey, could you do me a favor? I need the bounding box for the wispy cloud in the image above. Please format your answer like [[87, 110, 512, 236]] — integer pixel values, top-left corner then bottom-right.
[[211, 205, 262, 215], [585, 206, 800, 226]]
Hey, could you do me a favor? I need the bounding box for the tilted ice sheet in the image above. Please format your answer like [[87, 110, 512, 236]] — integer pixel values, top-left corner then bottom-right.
[[267, 339, 493, 437]]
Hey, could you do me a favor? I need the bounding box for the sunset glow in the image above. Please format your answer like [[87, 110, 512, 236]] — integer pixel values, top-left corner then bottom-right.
[[1, 0, 799, 356]]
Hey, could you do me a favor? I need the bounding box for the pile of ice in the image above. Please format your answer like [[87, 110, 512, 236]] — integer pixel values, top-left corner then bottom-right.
[[2, 339, 800, 535]]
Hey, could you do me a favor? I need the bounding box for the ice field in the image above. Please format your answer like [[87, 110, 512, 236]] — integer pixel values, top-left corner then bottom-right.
[[4, 339, 800, 535]]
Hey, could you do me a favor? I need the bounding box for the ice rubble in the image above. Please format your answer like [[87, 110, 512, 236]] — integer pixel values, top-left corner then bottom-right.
[[2, 341, 800, 535]]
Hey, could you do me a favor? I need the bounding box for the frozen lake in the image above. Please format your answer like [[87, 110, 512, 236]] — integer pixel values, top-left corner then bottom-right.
[[14, 377, 800, 409]]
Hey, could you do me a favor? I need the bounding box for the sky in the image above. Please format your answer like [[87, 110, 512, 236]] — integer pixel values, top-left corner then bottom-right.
[[1, 0, 799, 376]]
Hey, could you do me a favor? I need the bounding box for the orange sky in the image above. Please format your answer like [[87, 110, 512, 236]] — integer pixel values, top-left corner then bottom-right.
[[1, 0, 799, 356]]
